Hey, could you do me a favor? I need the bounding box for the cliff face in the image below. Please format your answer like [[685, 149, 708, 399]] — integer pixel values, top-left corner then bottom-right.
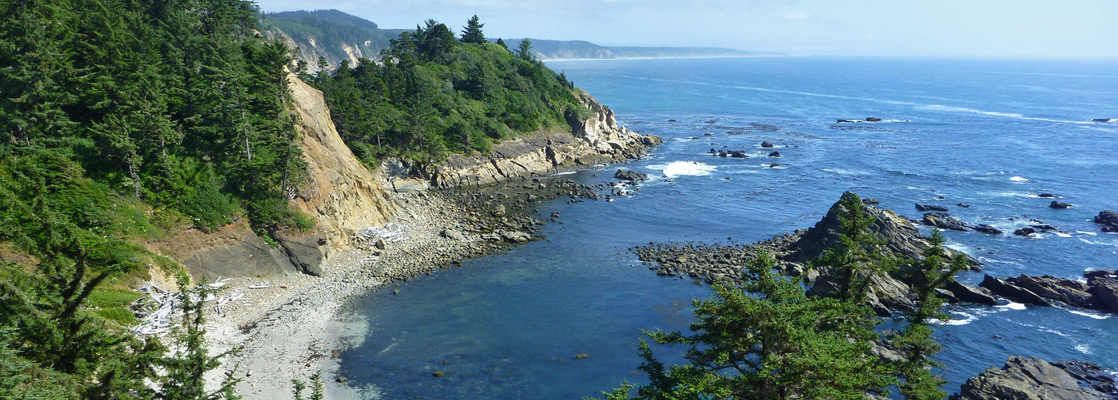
[[404, 90, 662, 190]]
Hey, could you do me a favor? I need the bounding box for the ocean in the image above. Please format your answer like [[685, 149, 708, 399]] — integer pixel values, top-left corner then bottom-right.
[[337, 57, 1118, 398]]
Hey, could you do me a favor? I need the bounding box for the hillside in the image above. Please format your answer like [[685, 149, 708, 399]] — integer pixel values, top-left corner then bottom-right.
[[261, 9, 407, 71]]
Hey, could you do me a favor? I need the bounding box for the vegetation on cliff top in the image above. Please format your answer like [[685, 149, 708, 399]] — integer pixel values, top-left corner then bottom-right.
[[305, 17, 586, 166]]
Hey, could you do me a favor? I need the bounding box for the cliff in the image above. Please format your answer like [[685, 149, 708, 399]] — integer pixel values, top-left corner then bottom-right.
[[160, 75, 397, 280], [391, 90, 662, 190]]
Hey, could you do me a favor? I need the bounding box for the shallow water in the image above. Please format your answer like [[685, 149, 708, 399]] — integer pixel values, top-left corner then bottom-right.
[[339, 57, 1118, 398]]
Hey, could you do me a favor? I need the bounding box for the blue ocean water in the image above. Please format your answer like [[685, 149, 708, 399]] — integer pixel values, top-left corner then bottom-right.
[[338, 57, 1118, 398]]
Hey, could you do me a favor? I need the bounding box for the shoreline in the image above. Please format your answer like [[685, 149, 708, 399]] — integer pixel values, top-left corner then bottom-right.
[[202, 178, 611, 399]]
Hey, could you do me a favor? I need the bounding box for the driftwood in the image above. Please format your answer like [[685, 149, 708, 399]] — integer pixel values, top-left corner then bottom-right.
[[129, 278, 251, 336]]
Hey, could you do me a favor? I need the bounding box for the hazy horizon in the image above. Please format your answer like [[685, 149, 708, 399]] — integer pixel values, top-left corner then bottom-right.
[[253, 0, 1118, 59]]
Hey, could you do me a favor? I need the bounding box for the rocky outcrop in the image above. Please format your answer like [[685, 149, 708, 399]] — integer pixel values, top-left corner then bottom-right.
[[1095, 211, 1118, 233], [147, 220, 300, 281], [632, 192, 982, 314], [1050, 201, 1072, 209], [978, 270, 1118, 314], [420, 91, 661, 189], [952, 356, 1116, 400], [614, 169, 648, 182]]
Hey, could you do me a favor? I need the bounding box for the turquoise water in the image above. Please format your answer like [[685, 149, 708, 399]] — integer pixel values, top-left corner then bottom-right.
[[339, 57, 1118, 398]]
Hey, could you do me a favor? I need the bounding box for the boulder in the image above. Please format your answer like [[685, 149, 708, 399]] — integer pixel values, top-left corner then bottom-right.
[[760, 141, 774, 148], [1049, 201, 1072, 209], [500, 231, 531, 243], [1094, 210, 1118, 233], [1037, 193, 1058, 198], [922, 212, 969, 231], [729, 150, 748, 158], [973, 224, 1003, 235], [944, 280, 999, 305], [768, 151, 781, 157], [916, 203, 950, 212], [614, 169, 649, 182], [441, 229, 467, 242], [769, 163, 780, 168], [1087, 275, 1118, 314], [373, 238, 387, 250], [952, 356, 1112, 400], [1013, 227, 1036, 236], [979, 275, 1051, 306], [865, 117, 882, 122], [277, 235, 328, 277]]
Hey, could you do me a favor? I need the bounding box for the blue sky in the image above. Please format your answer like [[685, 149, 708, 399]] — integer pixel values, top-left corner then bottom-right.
[[253, 0, 1118, 58]]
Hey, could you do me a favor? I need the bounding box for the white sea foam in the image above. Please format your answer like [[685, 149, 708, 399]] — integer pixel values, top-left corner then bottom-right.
[[1075, 344, 1092, 355], [659, 161, 717, 178], [919, 104, 1092, 125], [822, 168, 867, 176], [935, 311, 977, 326], [1076, 230, 1098, 236], [1055, 232, 1072, 238], [1067, 309, 1110, 320], [1009, 176, 1030, 182], [996, 302, 1027, 311], [551, 171, 576, 176]]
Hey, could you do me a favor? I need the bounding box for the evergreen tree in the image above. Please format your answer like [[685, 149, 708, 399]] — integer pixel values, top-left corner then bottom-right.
[[516, 38, 534, 61], [460, 15, 486, 44], [810, 192, 899, 302], [606, 252, 895, 399]]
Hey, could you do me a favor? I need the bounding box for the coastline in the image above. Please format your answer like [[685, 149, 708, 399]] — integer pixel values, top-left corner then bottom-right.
[[202, 176, 620, 399]]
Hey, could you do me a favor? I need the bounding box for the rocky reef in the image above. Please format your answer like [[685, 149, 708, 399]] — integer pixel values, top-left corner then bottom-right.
[[952, 356, 1118, 400], [633, 191, 984, 315], [978, 270, 1118, 314]]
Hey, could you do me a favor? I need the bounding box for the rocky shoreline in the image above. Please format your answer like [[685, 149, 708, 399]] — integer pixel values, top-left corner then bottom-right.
[[200, 174, 625, 399]]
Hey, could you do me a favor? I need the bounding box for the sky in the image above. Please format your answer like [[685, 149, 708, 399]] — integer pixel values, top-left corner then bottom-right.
[[253, 0, 1118, 59]]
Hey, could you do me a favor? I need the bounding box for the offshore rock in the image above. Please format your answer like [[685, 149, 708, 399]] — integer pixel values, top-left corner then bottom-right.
[[916, 203, 950, 212], [1049, 201, 1072, 209], [1094, 210, 1118, 233], [979, 270, 1118, 314], [614, 169, 649, 181], [944, 280, 999, 305], [952, 356, 1113, 400], [973, 224, 1003, 235], [979, 275, 1052, 306]]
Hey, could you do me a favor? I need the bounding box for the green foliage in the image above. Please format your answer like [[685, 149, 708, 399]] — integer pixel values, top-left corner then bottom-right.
[[261, 9, 406, 68], [612, 252, 895, 399], [811, 193, 899, 302], [158, 278, 241, 400], [516, 38, 535, 61], [292, 371, 325, 400], [890, 230, 968, 400], [310, 22, 584, 165]]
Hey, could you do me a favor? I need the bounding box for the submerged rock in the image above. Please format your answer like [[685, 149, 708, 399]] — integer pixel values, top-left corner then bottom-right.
[[760, 140, 774, 148], [1013, 227, 1036, 237], [768, 151, 781, 157], [953, 356, 1114, 400], [865, 117, 882, 122]]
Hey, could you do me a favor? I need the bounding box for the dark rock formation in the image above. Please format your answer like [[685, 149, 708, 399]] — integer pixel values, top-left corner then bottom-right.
[[977, 270, 1118, 314], [768, 151, 781, 157], [1037, 193, 1058, 198], [1050, 201, 1072, 209], [973, 224, 1003, 235], [916, 203, 950, 212], [862, 198, 880, 205], [922, 212, 970, 231], [1014, 227, 1037, 236], [1092, 118, 1115, 123], [614, 168, 648, 181], [769, 163, 779, 168], [1094, 211, 1118, 233], [277, 235, 328, 276], [729, 150, 748, 158], [944, 280, 999, 305], [1052, 360, 1118, 397], [952, 356, 1114, 400], [979, 275, 1052, 306], [760, 141, 774, 148], [837, 119, 855, 123], [865, 117, 882, 122]]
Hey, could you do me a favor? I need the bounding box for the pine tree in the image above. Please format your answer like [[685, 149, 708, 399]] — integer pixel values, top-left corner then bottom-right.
[[460, 15, 486, 44], [606, 252, 895, 399], [516, 38, 534, 61]]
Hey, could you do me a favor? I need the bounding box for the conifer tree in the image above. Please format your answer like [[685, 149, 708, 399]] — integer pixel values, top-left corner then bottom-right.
[[460, 15, 486, 44]]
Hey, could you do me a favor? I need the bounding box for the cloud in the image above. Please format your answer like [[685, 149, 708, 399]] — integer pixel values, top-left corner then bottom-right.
[[783, 11, 810, 21]]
